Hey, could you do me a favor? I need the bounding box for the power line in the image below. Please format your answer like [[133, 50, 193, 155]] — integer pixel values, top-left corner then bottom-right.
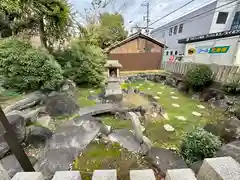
[[149, 0, 195, 26], [151, 0, 239, 34]]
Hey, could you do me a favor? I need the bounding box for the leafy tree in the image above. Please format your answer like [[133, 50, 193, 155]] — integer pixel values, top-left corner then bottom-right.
[[97, 13, 128, 49], [0, 0, 72, 52], [54, 40, 106, 86], [0, 38, 63, 92]]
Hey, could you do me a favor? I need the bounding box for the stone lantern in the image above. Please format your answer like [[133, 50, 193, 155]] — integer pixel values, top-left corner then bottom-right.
[[104, 60, 122, 78]]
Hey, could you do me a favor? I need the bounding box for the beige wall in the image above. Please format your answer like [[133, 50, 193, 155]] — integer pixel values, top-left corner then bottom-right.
[[110, 37, 162, 54]]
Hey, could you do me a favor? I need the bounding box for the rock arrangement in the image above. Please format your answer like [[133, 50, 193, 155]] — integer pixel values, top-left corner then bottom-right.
[[0, 80, 79, 178]]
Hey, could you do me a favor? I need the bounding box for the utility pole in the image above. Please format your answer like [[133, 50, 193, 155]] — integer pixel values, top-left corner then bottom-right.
[[142, 2, 150, 35]]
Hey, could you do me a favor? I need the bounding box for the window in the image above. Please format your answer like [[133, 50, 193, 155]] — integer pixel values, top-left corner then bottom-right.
[[166, 51, 169, 56], [170, 51, 173, 55], [169, 28, 173, 36], [231, 11, 240, 30], [179, 24, 183, 33], [174, 25, 178, 35], [175, 51, 178, 55], [216, 12, 229, 24]]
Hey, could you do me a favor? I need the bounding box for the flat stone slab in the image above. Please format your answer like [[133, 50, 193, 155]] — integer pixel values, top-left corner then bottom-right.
[[130, 169, 156, 180], [171, 96, 179, 99], [35, 117, 101, 179], [192, 112, 202, 117], [164, 124, 175, 132], [12, 172, 44, 180], [0, 163, 10, 180], [172, 104, 180, 108], [78, 104, 116, 117], [92, 170, 117, 180], [197, 157, 240, 180], [52, 171, 82, 180], [166, 169, 197, 180], [154, 96, 160, 99], [175, 116, 186, 121], [157, 92, 163, 95], [216, 141, 240, 163], [197, 105, 205, 109], [108, 129, 148, 154]]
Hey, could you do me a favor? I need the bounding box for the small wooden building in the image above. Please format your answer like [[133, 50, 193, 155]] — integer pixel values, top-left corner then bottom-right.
[[107, 33, 165, 71]]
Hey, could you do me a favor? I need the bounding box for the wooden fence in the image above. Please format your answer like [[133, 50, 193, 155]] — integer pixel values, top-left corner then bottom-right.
[[162, 62, 240, 83]]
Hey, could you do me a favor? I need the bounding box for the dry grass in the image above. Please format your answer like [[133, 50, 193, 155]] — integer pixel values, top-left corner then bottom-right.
[[122, 94, 151, 109], [120, 70, 165, 76]]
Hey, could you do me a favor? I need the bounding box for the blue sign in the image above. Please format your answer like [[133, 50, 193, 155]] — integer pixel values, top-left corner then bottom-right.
[[197, 47, 209, 54]]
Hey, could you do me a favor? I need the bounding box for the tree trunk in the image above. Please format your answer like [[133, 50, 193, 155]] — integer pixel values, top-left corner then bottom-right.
[[39, 18, 52, 53]]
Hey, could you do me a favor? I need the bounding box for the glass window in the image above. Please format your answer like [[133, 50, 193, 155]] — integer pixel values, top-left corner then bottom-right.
[[174, 25, 178, 34], [216, 12, 229, 24], [175, 51, 178, 55], [231, 11, 240, 30], [169, 28, 173, 36], [178, 24, 183, 33], [170, 51, 173, 55], [166, 51, 169, 56]]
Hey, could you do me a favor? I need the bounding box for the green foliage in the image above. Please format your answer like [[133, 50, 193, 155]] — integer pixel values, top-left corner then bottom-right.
[[186, 65, 212, 90], [97, 13, 128, 49], [222, 80, 240, 94], [0, 38, 63, 92], [180, 127, 222, 164], [55, 40, 106, 86], [0, 0, 72, 51]]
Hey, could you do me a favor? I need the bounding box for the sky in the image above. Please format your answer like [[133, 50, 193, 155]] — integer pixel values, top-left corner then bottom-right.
[[69, 0, 216, 32]]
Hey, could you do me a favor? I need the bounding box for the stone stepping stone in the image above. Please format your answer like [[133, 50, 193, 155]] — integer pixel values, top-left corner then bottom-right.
[[157, 92, 163, 95], [172, 103, 180, 108], [171, 96, 179, 100], [170, 92, 175, 94], [197, 105, 206, 109], [136, 86, 140, 88], [192, 111, 202, 117], [89, 90, 95, 93], [160, 87, 165, 89], [164, 124, 175, 132], [139, 84, 143, 86], [148, 88, 151, 90], [154, 96, 160, 99], [151, 112, 158, 118], [175, 116, 186, 121]]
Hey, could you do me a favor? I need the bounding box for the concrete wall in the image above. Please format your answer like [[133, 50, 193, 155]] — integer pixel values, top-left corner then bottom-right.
[[183, 35, 240, 65], [151, 1, 217, 54]]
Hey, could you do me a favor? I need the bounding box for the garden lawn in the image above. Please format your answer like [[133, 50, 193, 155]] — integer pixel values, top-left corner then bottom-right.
[[129, 80, 225, 148], [76, 87, 101, 107]]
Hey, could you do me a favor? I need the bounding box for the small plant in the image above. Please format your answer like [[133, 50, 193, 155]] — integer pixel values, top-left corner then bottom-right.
[[180, 127, 222, 165], [186, 65, 212, 90], [222, 80, 240, 94]]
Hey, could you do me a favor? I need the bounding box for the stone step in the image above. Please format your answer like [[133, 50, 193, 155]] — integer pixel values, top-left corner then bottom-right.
[[165, 169, 197, 180], [52, 171, 82, 180], [130, 169, 156, 180], [92, 170, 117, 180], [11, 172, 44, 180]]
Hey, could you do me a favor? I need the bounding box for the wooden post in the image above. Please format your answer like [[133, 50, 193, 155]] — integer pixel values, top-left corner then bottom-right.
[[0, 107, 35, 172]]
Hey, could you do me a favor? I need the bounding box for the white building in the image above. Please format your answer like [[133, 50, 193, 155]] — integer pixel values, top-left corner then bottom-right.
[[151, 0, 240, 64]]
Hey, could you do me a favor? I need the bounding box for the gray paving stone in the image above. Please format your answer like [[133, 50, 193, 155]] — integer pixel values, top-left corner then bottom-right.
[[130, 169, 156, 180], [52, 171, 81, 180], [78, 104, 115, 117], [92, 170, 117, 180], [165, 169, 197, 180], [11, 172, 44, 180], [197, 157, 240, 180], [0, 163, 10, 180]]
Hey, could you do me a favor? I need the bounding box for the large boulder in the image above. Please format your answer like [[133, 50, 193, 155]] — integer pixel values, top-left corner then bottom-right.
[[209, 98, 229, 111], [0, 136, 9, 159], [177, 82, 189, 93], [45, 93, 79, 117], [147, 147, 187, 176], [0, 155, 37, 178], [3, 91, 46, 114], [216, 140, 240, 163], [204, 117, 240, 143], [165, 76, 177, 87], [60, 79, 77, 99], [26, 125, 53, 148], [200, 88, 225, 102], [0, 112, 27, 142]]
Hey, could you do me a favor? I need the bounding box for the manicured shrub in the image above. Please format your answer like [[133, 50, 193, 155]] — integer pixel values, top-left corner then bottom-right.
[[0, 38, 63, 92], [180, 127, 222, 165], [186, 65, 212, 90], [55, 40, 106, 86]]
